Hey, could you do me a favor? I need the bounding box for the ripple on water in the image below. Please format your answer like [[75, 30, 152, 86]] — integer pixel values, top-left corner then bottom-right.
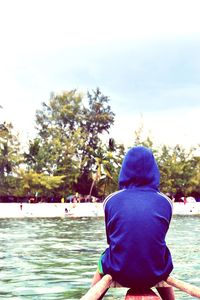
[[0, 216, 200, 299]]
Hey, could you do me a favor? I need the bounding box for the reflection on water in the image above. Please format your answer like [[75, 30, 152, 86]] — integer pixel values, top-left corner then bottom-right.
[[0, 216, 200, 299]]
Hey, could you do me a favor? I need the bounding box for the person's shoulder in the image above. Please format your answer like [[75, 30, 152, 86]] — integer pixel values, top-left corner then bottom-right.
[[103, 189, 125, 210], [157, 191, 173, 210]]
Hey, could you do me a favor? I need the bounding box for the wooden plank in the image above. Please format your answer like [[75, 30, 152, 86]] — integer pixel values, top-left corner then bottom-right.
[[80, 274, 112, 300], [125, 289, 160, 299], [166, 276, 200, 298], [81, 274, 200, 299]]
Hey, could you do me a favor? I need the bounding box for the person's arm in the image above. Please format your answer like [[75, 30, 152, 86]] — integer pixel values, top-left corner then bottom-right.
[[156, 286, 175, 300]]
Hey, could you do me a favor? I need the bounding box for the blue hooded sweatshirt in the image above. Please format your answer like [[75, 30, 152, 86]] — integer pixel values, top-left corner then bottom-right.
[[101, 146, 173, 289]]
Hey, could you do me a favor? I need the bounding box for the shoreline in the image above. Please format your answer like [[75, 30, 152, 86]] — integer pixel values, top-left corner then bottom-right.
[[0, 202, 200, 218]]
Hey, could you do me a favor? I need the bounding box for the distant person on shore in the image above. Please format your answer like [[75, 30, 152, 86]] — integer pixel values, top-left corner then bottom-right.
[[92, 146, 175, 299]]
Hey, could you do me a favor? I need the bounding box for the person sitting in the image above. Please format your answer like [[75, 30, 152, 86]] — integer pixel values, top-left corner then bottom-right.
[[92, 146, 175, 299]]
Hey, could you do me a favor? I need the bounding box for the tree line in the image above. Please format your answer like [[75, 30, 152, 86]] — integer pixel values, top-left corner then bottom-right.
[[0, 88, 199, 202]]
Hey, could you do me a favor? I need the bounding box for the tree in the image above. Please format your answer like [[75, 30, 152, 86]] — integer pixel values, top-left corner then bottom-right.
[[0, 122, 22, 195], [185, 146, 200, 195], [132, 123, 200, 197], [17, 169, 65, 198], [87, 139, 121, 198], [75, 88, 115, 195], [25, 88, 115, 196], [157, 144, 199, 197], [25, 90, 83, 195], [95, 140, 125, 197]]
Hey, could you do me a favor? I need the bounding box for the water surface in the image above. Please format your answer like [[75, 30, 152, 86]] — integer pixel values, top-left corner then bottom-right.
[[0, 216, 199, 299]]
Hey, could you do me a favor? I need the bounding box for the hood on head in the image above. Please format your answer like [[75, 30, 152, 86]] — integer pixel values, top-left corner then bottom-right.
[[119, 146, 160, 190]]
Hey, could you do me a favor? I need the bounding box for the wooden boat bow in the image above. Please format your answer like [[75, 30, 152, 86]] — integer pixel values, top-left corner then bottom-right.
[[81, 274, 200, 299]]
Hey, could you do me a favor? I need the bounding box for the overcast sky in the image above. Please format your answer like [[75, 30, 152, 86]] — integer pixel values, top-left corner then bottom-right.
[[0, 0, 200, 149]]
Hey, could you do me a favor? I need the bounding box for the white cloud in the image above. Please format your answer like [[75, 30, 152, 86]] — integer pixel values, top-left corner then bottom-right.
[[0, 0, 200, 149]]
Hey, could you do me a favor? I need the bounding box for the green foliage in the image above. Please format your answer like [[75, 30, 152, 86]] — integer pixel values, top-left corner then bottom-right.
[[76, 88, 115, 194], [86, 140, 124, 197], [0, 122, 22, 195], [157, 145, 199, 195], [17, 169, 65, 197], [78, 88, 115, 167], [189, 153, 200, 193], [0, 91, 199, 199], [24, 88, 115, 197], [95, 142, 125, 197], [24, 90, 84, 195]]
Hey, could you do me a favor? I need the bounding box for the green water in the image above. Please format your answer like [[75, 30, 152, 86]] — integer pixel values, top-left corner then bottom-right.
[[0, 216, 199, 299]]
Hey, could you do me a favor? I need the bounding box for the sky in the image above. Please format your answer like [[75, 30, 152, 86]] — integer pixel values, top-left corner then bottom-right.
[[0, 0, 200, 150]]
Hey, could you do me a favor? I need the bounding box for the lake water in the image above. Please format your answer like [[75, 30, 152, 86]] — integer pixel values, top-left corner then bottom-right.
[[0, 216, 200, 299]]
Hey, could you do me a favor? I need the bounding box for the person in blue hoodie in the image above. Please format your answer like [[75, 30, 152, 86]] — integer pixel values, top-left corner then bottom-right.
[[92, 146, 175, 299]]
